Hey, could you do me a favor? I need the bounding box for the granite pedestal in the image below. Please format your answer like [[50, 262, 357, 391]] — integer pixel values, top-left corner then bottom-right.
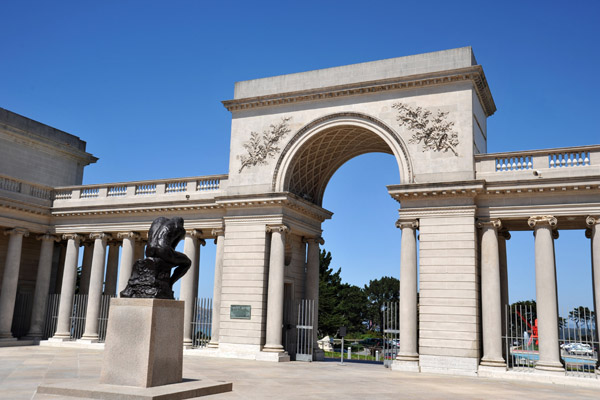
[[37, 298, 232, 399]]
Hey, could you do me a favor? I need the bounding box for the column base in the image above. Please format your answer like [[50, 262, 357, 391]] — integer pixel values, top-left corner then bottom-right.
[[479, 358, 506, 368], [256, 350, 290, 362], [183, 339, 194, 349], [262, 344, 285, 353], [78, 336, 100, 344], [207, 340, 219, 348], [0, 336, 17, 341], [47, 335, 73, 342], [535, 361, 565, 374], [391, 359, 420, 372]]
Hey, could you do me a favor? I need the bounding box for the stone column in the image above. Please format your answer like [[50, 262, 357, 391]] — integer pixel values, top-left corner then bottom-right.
[[181, 229, 204, 348], [52, 234, 82, 340], [585, 216, 600, 373], [498, 230, 510, 360], [80, 233, 111, 342], [0, 228, 29, 340], [208, 228, 225, 348], [79, 242, 94, 294], [263, 224, 289, 353], [478, 219, 506, 369], [117, 232, 140, 296], [104, 241, 120, 296], [394, 219, 419, 371], [304, 236, 324, 360], [24, 234, 58, 339], [528, 216, 564, 373]]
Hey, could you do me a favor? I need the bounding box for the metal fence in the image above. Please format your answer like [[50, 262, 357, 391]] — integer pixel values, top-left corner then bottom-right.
[[98, 295, 113, 342], [70, 294, 88, 339], [382, 301, 400, 367], [296, 299, 314, 362], [503, 304, 598, 378], [11, 292, 33, 338], [43, 294, 61, 339], [191, 297, 212, 348]]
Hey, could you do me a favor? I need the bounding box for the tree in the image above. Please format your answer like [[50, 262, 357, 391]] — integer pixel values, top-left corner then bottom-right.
[[318, 249, 367, 336], [363, 276, 400, 332], [569, 306, 594, 340]]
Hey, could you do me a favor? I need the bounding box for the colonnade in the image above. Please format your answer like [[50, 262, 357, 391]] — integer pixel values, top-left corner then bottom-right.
[[478, 215, 600, 374]]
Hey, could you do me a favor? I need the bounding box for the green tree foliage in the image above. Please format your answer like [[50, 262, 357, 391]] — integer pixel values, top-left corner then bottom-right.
[[318, 250, 367, 336], [363, 276, 400, 332]]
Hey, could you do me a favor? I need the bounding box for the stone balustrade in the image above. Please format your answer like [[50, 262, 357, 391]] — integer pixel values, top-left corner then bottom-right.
[[0, 174, 54, 205], [52, 175, 228, 208], [476, 145, 600, 181]]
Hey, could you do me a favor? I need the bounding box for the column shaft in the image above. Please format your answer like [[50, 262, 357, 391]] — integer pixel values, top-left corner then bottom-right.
[[529, 216, 563, 372], [25, 235, 57, 339], [80, 233, 110, 342], [0, 228, 29, 339], [263, 225, 288, 352], [305, 237, 322, 355], [208, 229, 225, 348], [104, 242, 120, 296], [52, 234, 81, 340], [181, 230, 201, 347], [117, 233, 139, 296], [479, 220, 506, 367], [397, 221, 419, 363], [586, 217, 600, 372]]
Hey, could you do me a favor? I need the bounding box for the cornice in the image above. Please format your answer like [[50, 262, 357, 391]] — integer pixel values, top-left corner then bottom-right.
[[388, 181, 485, 201], [222, 66, 496, 117], [398, 205, 477, 218]]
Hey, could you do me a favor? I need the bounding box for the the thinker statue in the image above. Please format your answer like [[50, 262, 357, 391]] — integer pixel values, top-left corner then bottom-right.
[[120, 217, 192, 299]]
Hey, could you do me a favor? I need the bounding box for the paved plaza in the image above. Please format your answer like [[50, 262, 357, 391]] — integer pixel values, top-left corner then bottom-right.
[[0, 346, 598, 400]]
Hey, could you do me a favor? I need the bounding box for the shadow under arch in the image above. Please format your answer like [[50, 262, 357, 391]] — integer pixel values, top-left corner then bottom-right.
[[272, 112, 413, 206]]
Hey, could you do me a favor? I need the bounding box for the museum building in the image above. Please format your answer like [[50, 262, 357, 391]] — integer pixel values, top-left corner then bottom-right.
[[1, 47, 599, 380]]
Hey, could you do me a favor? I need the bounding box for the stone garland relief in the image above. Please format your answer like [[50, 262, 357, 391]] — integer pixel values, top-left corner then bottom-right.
[[392, 103, 459, 156], [238, 117, 292, 172]]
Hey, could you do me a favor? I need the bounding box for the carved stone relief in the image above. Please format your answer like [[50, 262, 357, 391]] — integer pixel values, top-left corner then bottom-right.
[[393, 103, 459, 156], [238, 117, 292, 172]]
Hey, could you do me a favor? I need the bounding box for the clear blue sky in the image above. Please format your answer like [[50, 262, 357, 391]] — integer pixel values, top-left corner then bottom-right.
[[1, 1, 599, 317]]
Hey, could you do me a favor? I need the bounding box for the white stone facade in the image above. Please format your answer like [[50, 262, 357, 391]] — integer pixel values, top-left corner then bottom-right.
[[1, 48, 599, 383]]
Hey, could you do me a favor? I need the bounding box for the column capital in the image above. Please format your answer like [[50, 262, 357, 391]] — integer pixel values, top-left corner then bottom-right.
[[527, 215, 557, 229], [586, 216, 599, 227], [266, 224, 289, 234], [302, 236, 325, 245], [89, 232, 112, 241], [395, 219, 418, 229], [477, 219, 502, 230], [185, 229, 202, 238], [37, 233, 59, 242], [211, 228, 225, 237], [117, 231, 141, 240], [4, 227, 29, 237], [62, 233, 82, 242]]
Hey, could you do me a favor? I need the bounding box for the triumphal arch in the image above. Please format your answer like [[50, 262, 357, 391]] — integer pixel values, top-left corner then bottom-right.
[[1, 47, 599, 379]]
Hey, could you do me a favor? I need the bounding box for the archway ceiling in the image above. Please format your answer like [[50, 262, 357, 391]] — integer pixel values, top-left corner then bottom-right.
[[286, 126, 393, 206]]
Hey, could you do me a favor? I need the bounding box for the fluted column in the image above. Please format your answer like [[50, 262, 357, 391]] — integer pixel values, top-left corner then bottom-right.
[[181, 229, 204, 347], [478, 219, 506, 368], [104, 241, 120, 296], [117, 232, 140, 296], [79, 242, 94, 294], [25, 234, 59, 339], [0, 228, 29, 340], [304, 236, 324, 359], [263, 224, 289, 353], [208, 228, 225, 348], [529, 216, 564, 373], [52, 234, 82, 340], [394, 219, 419, 370], [586, 216, 600, 373], [80, 233, 111, 342], [498, 229, 510, 360]]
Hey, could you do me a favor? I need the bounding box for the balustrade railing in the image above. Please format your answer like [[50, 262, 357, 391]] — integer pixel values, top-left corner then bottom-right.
[[0, 174, 54, 202], [476, 145, 600, 180], [52, 174, 228, 206]]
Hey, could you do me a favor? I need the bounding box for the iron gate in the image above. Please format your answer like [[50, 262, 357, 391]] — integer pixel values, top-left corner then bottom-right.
[[296, 299, 315, 362], [383, 301, 400, 367]]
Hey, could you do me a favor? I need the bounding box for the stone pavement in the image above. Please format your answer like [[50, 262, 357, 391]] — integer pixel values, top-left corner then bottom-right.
[[1, 346, 599, 400]]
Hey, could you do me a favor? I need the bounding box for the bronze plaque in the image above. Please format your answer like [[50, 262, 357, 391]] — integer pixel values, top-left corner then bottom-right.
[[230, 305, 251, 320]]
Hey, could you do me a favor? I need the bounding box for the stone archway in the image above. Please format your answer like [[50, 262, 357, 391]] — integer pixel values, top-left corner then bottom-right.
[[272, 113, 413, 206]]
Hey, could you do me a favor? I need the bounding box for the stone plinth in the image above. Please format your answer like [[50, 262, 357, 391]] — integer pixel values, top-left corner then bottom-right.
[[100, 298, 184, 387]]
